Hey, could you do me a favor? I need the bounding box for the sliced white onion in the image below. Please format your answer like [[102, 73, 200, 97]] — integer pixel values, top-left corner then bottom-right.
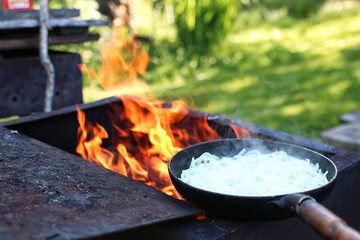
[[180, 149, 329, 196]]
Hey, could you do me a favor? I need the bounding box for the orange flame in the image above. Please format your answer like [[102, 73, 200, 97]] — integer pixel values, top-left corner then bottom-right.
[[76, 95, 251, 198], [79, 26, 150, 90], [75, 0, 250, 200], [99, 27, 151, 89]]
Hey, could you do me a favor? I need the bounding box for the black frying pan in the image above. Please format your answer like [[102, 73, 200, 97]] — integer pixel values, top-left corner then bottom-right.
[[168, 139, 360, 240]]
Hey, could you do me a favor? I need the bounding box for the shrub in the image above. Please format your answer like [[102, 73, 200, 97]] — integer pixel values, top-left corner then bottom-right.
[[170, 0, 239, 57]]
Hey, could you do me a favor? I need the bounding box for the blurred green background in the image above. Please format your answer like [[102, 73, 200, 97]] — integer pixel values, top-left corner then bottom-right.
[[27, 0, 360, 141]]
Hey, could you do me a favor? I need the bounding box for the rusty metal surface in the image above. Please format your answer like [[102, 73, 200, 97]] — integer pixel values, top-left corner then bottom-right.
[[0, 127, 202, 240], [0, 50, 83, 118]]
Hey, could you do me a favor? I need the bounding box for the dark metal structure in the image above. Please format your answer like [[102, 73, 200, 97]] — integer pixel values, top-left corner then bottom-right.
[[0, 8, 108, 118], [1, 96, 360, 240], [0, 9, 108, 51], [0, 50, 83, 117]]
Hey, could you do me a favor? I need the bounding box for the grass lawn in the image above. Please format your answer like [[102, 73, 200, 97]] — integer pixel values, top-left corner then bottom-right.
[[80, 3, 360, 142]]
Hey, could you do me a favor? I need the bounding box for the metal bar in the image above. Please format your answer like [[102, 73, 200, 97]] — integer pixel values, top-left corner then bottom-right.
[[0, 33, 100, 51], [0, 18, 108, 29], [0, 9, 80, 20]]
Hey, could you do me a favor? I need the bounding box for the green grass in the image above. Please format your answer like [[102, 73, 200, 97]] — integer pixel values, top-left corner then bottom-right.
[[144, 5, 360, 141], [80, 2, 359, 142]]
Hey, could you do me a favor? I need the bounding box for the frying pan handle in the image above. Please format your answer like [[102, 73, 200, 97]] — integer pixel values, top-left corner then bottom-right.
[[282, 194, 360, 240]]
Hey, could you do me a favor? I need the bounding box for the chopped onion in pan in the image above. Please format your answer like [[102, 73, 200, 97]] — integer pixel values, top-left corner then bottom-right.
[[180, 149, 329, 196]]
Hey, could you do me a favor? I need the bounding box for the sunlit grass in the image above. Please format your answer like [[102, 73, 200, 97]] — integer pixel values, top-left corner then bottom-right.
[[148, 5, 359, 140], [77, 2, 359, 142]]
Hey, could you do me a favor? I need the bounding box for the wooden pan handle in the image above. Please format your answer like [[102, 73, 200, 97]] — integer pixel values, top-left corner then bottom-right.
[[298, 198, 360, 240], [281, 194, 360, 240]]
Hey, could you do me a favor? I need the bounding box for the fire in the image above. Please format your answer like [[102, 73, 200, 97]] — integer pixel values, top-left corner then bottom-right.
[[99, 27, 151, 89], [76, 1, 250, 199], [78, 25, 151, 91], [76, 95, 251, 198]]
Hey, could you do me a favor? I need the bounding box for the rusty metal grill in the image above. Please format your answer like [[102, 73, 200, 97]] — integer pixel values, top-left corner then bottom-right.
[[1, 96, 360, 240]]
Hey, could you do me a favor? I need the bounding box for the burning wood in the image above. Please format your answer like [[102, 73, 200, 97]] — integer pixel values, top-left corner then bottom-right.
[[76, 95, 250, 198]]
